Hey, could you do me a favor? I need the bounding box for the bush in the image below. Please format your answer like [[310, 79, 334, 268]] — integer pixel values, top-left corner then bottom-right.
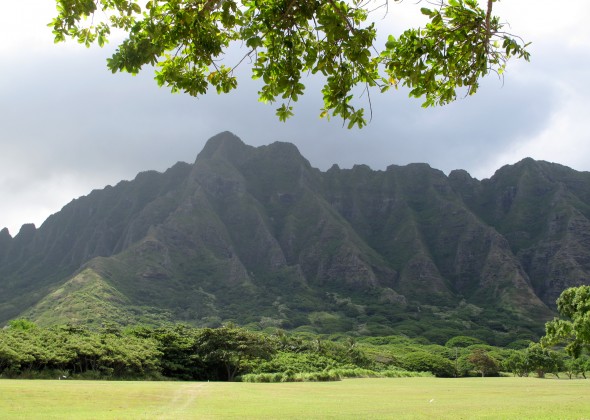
[[505, 339, 532, 350], [252, 351, 337, 374], [297, 371, 341, 382], [445, 336, 485, 348], [240, 372, 286, 383], [240, 369, 342, 383], [360, 336, 414, 346], [380, 367, 433, 378], [399, 352, 455, 377], [328, 368, 381, 378], [423, 328, 463, 345]]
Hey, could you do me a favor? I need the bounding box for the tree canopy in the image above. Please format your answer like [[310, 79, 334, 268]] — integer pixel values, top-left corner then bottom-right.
[[542, 286, 590, 358], [51, 0, 529, 128]]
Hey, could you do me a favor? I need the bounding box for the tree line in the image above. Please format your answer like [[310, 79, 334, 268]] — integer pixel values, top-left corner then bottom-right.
[[0, 322, 374, 381], [1, 314, 589, 381]]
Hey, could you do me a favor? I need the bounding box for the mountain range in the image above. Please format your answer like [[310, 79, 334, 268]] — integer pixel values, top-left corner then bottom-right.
[[2, 131, 589, 345]]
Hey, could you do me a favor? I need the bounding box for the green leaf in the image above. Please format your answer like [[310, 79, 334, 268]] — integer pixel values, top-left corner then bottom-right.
[[49, 0, 530, 129]]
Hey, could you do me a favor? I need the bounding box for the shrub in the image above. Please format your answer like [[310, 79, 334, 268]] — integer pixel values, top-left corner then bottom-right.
[[328, 368, 381, 378], [252, 351, 337, 374], [296, 371, 341, 382], [380, 367, 433, 378], [445, 336, 485, 348], [505, 339, 532, 350], [240, 372, 286, 383], [240, 370, 341, 382], [399, 352, 455, 377]]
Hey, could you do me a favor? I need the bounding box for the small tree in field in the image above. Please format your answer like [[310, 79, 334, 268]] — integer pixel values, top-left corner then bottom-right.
[[467, 348, 498, 377], [526, 343, 559, 379], [503, 350, 530, 377], [564, 355, 590, 379]]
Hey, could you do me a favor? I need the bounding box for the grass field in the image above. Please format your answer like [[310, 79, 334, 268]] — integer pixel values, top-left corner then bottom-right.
[[1, 377, 589, 419]]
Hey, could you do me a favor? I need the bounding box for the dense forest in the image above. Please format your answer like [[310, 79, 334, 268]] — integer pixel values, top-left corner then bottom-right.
[[1, 320, 588, 382]]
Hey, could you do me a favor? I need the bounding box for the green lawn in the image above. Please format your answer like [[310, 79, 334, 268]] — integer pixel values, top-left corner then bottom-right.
[[1, 377, 588, 419]]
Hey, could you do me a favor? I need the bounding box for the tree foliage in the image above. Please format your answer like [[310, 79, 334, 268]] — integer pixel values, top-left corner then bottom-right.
[[7, 322, 578, 381], [50, 0, 529, 128], [525, 343, 562, 378], [467, 348, 498, 377], [398, 351, 455, 377], [563, 355, 590, 380], [445, 335, 485, 348], [0, 323, 161, 378], [541, 286, 590, 358], [193, 324, 274, 380]]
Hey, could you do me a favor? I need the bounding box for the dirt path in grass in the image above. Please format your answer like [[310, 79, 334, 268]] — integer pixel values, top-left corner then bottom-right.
[[167, 382, 207, 415]]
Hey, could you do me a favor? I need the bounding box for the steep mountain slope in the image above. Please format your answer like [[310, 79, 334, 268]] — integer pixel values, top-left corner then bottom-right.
[[449, 159, 590, 306], [323, 163, 548, 321], [0, 161, 192, 321], [2, 132, 589, 343]]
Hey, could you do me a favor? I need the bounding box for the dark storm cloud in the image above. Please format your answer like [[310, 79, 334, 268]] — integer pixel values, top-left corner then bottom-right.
[[0, 1, 584, 233], [0, 46, 558, 234]]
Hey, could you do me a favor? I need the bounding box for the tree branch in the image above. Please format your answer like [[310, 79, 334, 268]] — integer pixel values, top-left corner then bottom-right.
[[485, 0, 493, 37]]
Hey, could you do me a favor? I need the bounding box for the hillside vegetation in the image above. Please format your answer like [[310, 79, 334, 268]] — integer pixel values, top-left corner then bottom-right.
[[2, 132, 590, 341]]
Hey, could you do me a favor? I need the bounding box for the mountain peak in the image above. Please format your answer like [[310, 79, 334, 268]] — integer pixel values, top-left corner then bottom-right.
[[262, 141, 311, 168], [196, 131, 251, 163], [16, 223, 36, 237], [0, 227, 11, 240]]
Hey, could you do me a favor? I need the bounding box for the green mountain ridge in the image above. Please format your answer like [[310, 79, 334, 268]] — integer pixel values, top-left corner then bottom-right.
[[2, 132, 590, 344]]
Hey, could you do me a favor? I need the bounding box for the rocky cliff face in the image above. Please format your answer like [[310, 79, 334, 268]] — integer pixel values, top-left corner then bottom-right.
[[2, 132, 589, 343], [450, 158, 590, 306]]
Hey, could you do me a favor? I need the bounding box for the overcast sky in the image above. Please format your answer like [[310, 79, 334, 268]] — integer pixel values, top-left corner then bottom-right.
[[1, 1, 589, 235]]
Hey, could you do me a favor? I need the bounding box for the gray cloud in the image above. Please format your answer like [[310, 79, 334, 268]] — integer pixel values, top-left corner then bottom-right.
[[0, 3, 587, 234]]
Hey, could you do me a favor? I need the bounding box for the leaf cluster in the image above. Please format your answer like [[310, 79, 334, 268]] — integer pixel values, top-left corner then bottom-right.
[[541, 286, 590, 358], [383, 0, 529, 107], [50, 0, 529, 127]]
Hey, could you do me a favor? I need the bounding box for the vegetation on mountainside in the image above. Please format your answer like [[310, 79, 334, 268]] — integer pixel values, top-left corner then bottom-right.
[[4, 137, 590, 339], [19, 266, 544, 346]]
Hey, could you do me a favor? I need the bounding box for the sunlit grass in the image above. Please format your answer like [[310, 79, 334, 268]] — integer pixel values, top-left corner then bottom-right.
[[1, 377, 589, 419]]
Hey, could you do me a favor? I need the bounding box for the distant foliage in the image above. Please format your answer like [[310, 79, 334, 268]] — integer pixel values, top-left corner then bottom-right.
[[398, 351, 455, 378], [0, 323, 161, 379], [445, 336, 485, 348], [240, 371, 342, 383], [503, 344, 566, 379], [0, 322, 374, 381], [1, 321, 584, 381], [467, 349, 499, 377]]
